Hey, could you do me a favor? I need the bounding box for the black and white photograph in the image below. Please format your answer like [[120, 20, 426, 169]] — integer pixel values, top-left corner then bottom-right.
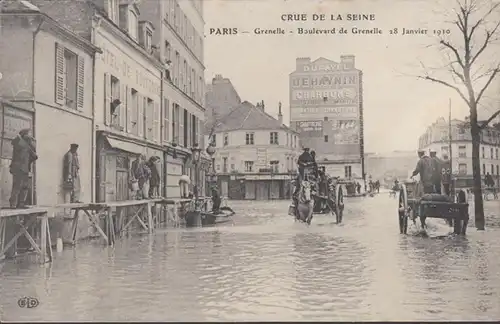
[[0, 0, 499, 321]]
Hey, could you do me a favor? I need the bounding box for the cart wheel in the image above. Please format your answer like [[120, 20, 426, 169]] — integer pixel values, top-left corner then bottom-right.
[[398, 184, 409, 234], [335, 184, 344, 224]]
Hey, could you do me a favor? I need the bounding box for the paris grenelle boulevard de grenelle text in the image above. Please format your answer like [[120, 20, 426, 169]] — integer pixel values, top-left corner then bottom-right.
[[208, 13, 428, 36]]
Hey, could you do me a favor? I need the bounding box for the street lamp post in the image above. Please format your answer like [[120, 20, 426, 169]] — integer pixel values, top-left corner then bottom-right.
[[206, 143, 217, 191], [191, 144, 202, 204]]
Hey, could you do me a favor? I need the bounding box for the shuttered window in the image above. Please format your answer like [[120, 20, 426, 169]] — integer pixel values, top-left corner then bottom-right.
[[198, 118, 204, 149], [130, 89, 138, 135], [76, 56, 84, 111], [179, 107, 185, 147], [55, 43, 65, 105], [126, 86, 132, 133], [163, 98, 170, 143], [153, 101, 160, 143], [104, 73, 111, 125], [55, 42, 84, 111], [137, 94, 144, 137], [119, 83, 127, 130]]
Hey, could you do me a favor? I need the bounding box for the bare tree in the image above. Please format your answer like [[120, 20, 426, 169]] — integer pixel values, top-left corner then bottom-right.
[[419, 0, 500, 230]]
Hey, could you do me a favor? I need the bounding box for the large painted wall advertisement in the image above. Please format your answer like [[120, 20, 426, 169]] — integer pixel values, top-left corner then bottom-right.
[[290, 58, 362, 159]]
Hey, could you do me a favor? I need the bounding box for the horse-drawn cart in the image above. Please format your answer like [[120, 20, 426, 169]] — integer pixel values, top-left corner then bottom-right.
[[289, 165, 345, 224], [398, 180, 469, 235]]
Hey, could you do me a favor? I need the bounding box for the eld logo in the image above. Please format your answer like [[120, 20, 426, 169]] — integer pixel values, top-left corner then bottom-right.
[[18, 296, 39, 309]]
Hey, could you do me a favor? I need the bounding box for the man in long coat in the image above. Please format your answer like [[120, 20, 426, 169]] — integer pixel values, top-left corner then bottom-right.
[[9, 128, 37, 209], [63, 143, 81, 203]]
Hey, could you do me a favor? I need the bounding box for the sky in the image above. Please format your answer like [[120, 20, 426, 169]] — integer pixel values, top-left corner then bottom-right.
[[203, 0, 500, 153]]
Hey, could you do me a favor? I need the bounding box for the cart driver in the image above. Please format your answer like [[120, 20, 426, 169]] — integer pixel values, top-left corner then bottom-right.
[[297, 147, 314, 179], [411, 150, 435, 194]]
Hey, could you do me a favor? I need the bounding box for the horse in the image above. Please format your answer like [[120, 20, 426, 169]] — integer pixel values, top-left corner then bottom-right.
[[296, 180, 314, 224]]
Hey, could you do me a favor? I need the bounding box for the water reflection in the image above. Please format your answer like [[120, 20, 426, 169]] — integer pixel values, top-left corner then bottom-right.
[[291, 234, 371, 320], [1, 199, 500, 321]]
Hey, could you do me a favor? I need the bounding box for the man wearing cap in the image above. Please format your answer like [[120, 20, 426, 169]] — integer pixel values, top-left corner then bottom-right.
[[411, 150, 434, 194], [9, 128, 37, 208], [429, 150, 442, 194], [63, 143, 81, 203]]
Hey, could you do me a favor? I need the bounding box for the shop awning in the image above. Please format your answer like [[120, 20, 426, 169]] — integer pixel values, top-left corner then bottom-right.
[[104, 136, 141, 154]]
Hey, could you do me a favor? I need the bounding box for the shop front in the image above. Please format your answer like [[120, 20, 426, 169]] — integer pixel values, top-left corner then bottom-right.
[[240, 173, 293, 200], [96, 131, 164, 202]]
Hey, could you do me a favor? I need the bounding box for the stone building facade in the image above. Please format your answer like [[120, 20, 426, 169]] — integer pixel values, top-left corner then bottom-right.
[[204, 101, 301, 200], [0, 2, 99, 206], [418, 117, 500, 188]]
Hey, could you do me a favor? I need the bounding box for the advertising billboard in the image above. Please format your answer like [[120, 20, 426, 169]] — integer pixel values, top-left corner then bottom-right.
[[290, 71, 360, 121], [289, 57, 363, 161]]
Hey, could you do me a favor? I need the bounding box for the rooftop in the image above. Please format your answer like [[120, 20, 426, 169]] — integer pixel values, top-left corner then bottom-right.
[[205, 101, 295, 134]]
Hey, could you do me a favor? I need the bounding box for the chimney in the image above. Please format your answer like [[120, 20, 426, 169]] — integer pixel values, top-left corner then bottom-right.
[[278, 101, 283, 125], [340, 55, 355, 69], [261, 100, 265, 110]]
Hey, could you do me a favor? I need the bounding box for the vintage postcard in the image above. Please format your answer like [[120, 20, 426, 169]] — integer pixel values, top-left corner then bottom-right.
[[0, 0, 499, 322]]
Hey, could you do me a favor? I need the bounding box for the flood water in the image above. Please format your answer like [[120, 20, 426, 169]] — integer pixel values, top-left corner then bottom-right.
[[1, 195, 500, 321]]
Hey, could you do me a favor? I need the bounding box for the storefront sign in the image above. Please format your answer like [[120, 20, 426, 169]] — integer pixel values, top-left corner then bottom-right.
[[296, 120, 323, 137], [96, 35, 161, 97], [245, 174, 290, 180], [291, 106, 359, 120], [291, 73, 358, 88]]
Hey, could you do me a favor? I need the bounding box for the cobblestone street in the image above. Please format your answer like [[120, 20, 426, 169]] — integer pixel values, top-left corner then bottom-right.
[[1, 194, 499, 321]]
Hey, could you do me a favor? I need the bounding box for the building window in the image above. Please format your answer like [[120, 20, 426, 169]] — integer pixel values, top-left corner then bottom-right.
[[110, 75, 121, 129], [270, 160, 279, 173], [491, 164, 494, 175], [483, 163, 486, 174], [172, 103, 180, 144], [55, 43, 84, 111], [191, 114, 197, 147], [270, 132, 278, 144], [144, 97, 152, 138], [174, 52, 180, 86], [244, 161, 254, 172], [482, 146, 485, 158], [324, 135, 329, 142], [223, 133, 228, 146], [246, 132, 254, 145], [497, 165, 499, 176], [182, 108, 188, 147], [458, 163, 467, 175], [458, 145, 466, 158], [108, 0, 118, 23], [128, 10, 138, 40], [324, 116, 328, 121], [223, 157, 228, 173], [344, 166, 352, 178], [145, 29, 153, 52], [63, 49, 78, 109], [210, 134, 216, 146], [231, 163, 235, 171], [163, 98, 170, 142], [130, 88, 138, 135], [490, 147, 494, 159], [496, 148, 499, 159]]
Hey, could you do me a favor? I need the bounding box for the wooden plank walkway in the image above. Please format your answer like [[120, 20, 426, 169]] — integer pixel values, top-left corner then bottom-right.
[[0, 207, 53, 264]]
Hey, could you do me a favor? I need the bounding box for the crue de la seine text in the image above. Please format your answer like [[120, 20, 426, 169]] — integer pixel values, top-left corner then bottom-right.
[[280, 13, 376, 21]]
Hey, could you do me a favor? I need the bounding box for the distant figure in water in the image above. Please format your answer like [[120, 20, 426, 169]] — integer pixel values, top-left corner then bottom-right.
[[211, 185, 221, 213]]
